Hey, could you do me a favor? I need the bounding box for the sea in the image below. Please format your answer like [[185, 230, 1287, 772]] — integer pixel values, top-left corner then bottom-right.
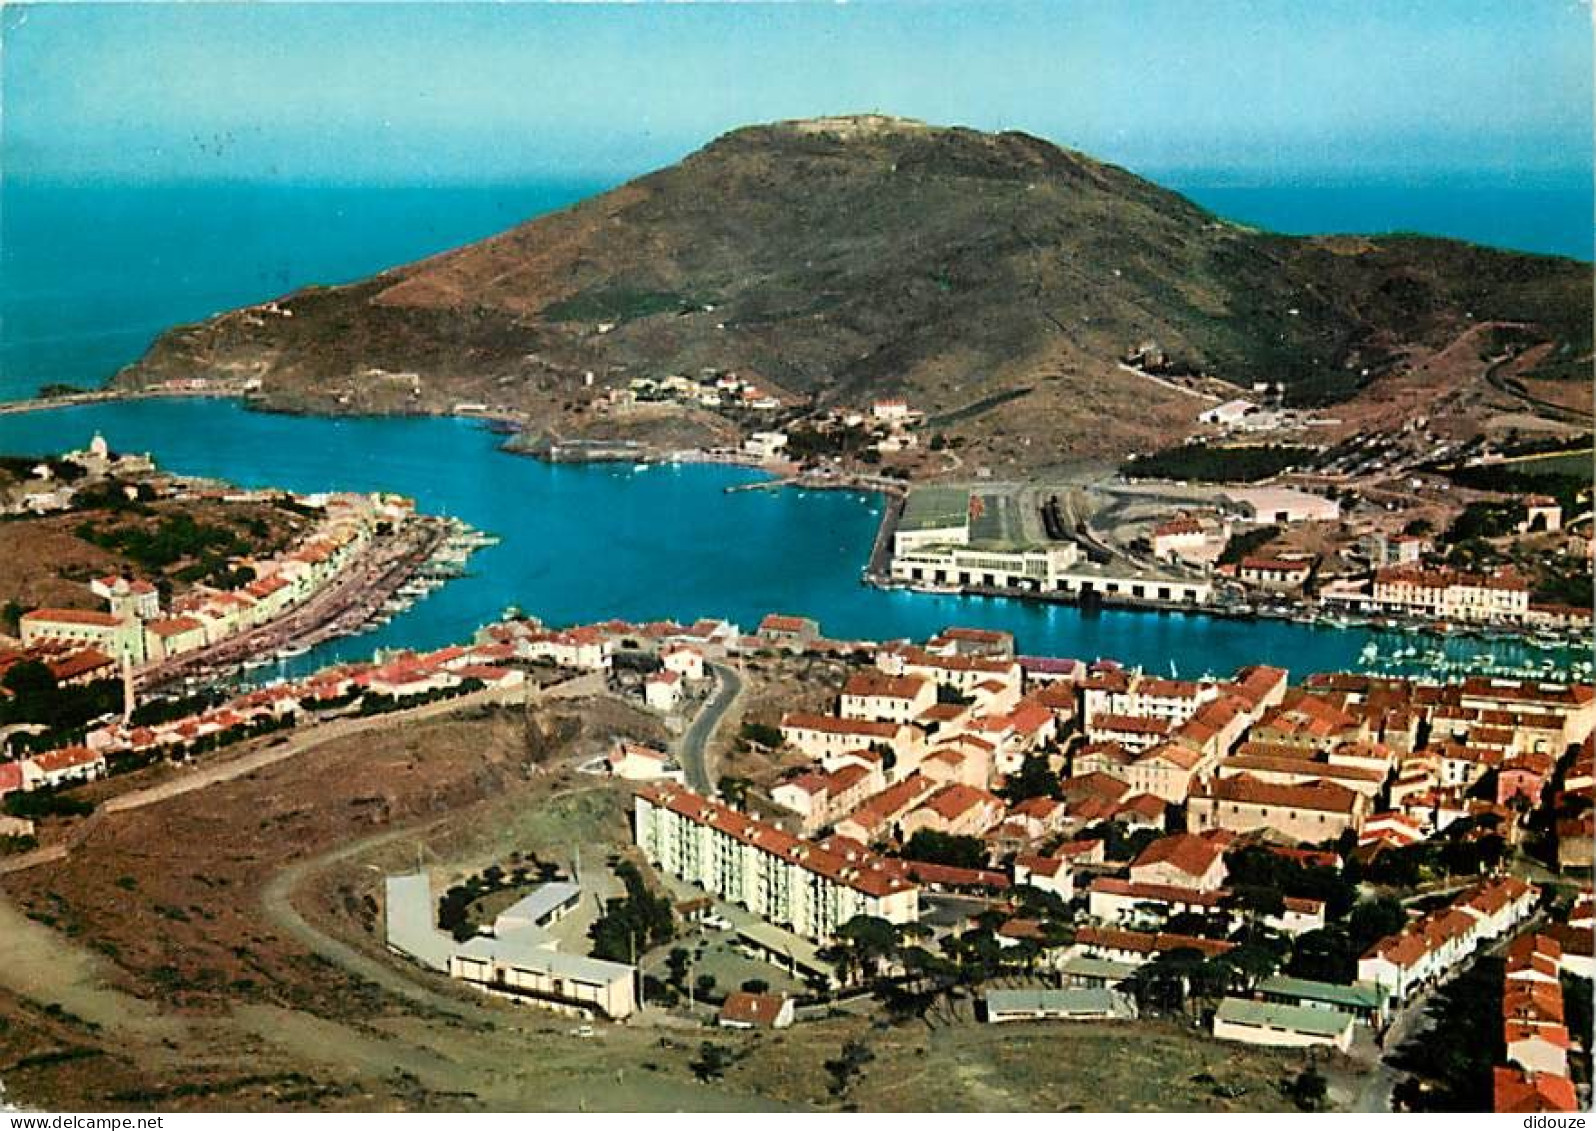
[[0, 172, 1589, 679]]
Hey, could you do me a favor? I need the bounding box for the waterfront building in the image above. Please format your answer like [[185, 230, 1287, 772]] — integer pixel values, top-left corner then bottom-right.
[[1215, 749, 1386, 799], [1238, 556, 1313, 591], [898, 783, 1004, 839], [833, 773, 938, 844], [450, 928, 635, 1021], [1225, 486, 1341, 525], [608, 743, 684, 783], [892, 487, 973, 555], [1012, 852, 1075, 900], [1127, 833, 1227, 892], [770, 763, 881, 833], [718, 991, 795, 1030], [926, 626, 1016, 659], [756, 614, 820, 649], [1367, 565, 1531, 624], [985, 986, 1136, 1023], [633, 784, 919, 943], [1086, 876, 1226, 925], [90, 575, 160, 621], [1086, 712, 1172, 753], [891, 542, 1082, 593], [660, 643, 706, 681], [1151, 516, 1211, 561], [883, 646, 1023, 698], [20, 608, 146, 666], [29, 745, 107, 789], [1494, 1066, 1578, 1114], [143, 615, 208, 662]]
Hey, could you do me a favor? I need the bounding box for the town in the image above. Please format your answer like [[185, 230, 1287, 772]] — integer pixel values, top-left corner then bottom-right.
[[0, 434, 494, 708], [0, 593, 1588, 1114]]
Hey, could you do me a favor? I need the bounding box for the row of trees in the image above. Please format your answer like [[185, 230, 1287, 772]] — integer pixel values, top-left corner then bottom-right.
[[1122, 444, 1318, 484]]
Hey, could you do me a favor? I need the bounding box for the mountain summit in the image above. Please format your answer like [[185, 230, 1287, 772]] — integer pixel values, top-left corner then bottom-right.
[[118, 117, 1590, 463]]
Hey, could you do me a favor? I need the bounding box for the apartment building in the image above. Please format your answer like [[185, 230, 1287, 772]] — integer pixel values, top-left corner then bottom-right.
[[633, 785, 919, 943]]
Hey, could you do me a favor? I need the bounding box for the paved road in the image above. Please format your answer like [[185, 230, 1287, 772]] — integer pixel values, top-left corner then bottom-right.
[[675, 661, 742, 793]]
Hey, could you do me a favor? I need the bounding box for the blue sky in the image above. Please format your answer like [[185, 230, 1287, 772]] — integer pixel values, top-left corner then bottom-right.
[[3, 0, 1591, 185]]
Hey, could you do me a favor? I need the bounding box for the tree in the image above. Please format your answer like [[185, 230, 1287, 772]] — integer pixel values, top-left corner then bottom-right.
[[1001, 753, 1059, 803], [666, 946, 690, 989], [689, 1042, 733, 1082], [739, 722, 783, 749], [824, 1039, 875, 1098], [902, 829, 987, 870], [588, 860, 674, 961], [1132, 947, 1206, 1016], [1, 661, 57, 708], [1226, 883, 1286, 922], [1290, 1065, 1328, 1111], [1286, 927, 1356, 984], [825, 915, 900, 986], [1347, 897, 1406, 951], [717, 775, 752, 808]]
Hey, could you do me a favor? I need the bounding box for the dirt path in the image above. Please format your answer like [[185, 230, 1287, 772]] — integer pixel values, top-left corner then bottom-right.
[[0, 684, 530, 878]]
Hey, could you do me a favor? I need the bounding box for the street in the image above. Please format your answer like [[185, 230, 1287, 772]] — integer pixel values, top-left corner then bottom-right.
[[674, 661, 743, 792]]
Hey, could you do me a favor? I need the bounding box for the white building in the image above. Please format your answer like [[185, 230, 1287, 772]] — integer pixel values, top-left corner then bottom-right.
[[1227, 487, 1341, 525], [1198, 399, 1257, 427], [634, 784, 919, 943], [744, 431, 789, 462], [1213, 998, 1353, 1052], [839, 671, 937, 724], [644, 670, 684, 712]]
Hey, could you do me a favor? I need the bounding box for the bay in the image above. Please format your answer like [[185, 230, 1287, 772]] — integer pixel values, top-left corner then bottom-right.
[[0, 399, 1573, 681]]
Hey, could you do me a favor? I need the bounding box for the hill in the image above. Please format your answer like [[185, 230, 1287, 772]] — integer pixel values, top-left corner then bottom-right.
[[114, 115, 1592, 467]]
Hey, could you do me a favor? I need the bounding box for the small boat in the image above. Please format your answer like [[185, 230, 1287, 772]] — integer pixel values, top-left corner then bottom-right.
[[275, 644, 310, 660]]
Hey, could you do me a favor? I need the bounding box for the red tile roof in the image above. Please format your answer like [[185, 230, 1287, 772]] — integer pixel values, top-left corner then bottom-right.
[[22, 608, 124, 628], [1494, 1066, 1577, 1113], [719, 992, 787, 1028], [1132, 833, 1224, 879]]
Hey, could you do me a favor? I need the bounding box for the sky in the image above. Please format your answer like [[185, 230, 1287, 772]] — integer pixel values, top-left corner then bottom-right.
[[2, 0, 1592, 186]]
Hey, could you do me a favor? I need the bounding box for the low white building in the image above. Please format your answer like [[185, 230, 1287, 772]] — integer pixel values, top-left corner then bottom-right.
[[1199, 399, 1257, 426], [1227, 487, 1340, 525], [660, 643, 706, 681], [744, 431, 789, 462], [644, 670, 684, 712], [1213, 997, 1353, 1052]]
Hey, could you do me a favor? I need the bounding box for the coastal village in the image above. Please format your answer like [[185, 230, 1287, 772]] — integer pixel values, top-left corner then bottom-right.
[[0, 314, 1589, 1120], [0, 0, 1591, 1109], [0, 570, 1590, 1112]]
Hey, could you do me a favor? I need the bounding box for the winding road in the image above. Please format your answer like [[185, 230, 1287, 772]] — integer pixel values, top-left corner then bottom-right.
[[675, 661, 743, 792]]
